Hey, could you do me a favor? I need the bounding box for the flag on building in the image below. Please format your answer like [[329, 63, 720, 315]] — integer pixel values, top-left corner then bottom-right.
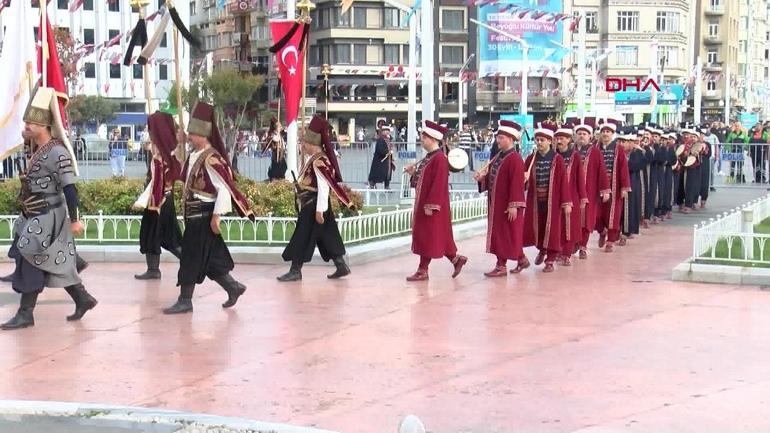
[[0, 0, 37, 160], [270, 19, 309, 125]]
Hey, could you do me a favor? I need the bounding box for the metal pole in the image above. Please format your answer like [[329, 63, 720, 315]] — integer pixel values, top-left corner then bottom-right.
[[591, 57, 597, 116], [285, 0, 298, 180], [695, 55, 702, 125], [521, 45, 528, 116], [577, 12, 586, 121], [650, 40, 658, 123], [458, 53, 474, 131], [41, 0, 47, 87], [421, 0, 434, 121], [725, 63, 731, 125], [407, 11, 417, 152]]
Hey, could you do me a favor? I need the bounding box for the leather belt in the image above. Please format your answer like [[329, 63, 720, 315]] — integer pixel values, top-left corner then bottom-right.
[[184, 200, 214, 219], [21, 193, 63, 217]]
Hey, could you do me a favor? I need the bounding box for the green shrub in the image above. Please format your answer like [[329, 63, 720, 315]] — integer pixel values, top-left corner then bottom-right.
[[0, 176, 363, 218]]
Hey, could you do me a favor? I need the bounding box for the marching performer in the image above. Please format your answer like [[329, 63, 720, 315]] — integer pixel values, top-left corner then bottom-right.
[[661, 131, 678, 219], [621, 128, 645, 243], [278, 115, 353, 282], [163, 102, 254, 315], [2, 87, 97, 330], [554, 123, 586, 266], [698, 125, 713, 208], [263, 117, 288, 181], [522, 121, 571, 273], [681, 125, 703, 213], [132, 112, 183, 280], [649, 125, 667, 224], [575, 118, 610, 259], [404, 120, 468, 281], [595, 117, 631, 252], [368, 125, 395, 189], [473, 120, 526, 277]]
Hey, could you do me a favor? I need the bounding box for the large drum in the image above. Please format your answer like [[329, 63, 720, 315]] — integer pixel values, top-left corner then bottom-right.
[[447, 148, 469, 173]]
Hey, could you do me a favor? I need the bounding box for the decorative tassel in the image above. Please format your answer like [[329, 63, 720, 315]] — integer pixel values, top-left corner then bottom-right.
[[123, 18, 148, 66], [138, 12, 171, 65], [168, 6, 201, 48]]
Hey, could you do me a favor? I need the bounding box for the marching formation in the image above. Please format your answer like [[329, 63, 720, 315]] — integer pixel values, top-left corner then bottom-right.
[[0, 85, 714, 330]]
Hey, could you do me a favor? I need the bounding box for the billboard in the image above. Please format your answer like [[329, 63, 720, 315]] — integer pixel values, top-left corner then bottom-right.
[[613, 84, 685, 106], [501, 113, 534, 155], [478, 0, 566, 76]]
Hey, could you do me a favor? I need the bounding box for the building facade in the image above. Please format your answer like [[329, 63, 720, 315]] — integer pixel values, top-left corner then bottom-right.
[[567, 0, 692, 126], [737, 0, 768, 115], [0, 0, 191, 134]]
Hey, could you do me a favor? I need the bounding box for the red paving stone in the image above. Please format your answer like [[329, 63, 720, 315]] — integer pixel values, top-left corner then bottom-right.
[[1, 190, 769, 432]]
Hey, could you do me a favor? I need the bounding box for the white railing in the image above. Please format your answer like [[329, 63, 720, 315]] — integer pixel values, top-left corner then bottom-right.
[[353, 187, 483, 207], [693, 193, 770, 264], [0, 196, 488, 246]]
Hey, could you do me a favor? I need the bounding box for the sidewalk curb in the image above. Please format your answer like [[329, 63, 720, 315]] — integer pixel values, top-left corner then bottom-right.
[[0, 400, 337, 433], [672, 259, 770, 285], [0, 220, 487, 267]]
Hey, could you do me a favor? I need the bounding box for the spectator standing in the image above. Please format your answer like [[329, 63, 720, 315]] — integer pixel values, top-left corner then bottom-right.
[[458, 124, 476, 171], [725, 121, 748, 184], [109, 128, 127, 177], [749, 123, 768, 183]]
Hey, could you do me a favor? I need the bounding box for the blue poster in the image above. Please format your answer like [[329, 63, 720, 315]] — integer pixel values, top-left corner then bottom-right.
[[478, 0, 566, 76], [501, 113, 534, 155], [740, 113, 759, 130], [614, 84, 685, 106]]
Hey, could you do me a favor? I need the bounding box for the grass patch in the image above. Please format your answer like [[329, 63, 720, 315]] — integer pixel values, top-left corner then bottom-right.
[[699, 216, 770, 265]]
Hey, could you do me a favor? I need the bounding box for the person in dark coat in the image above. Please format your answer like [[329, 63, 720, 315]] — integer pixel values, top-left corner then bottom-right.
[[263, 117, 287, 181], [368, 126, 395, 189]]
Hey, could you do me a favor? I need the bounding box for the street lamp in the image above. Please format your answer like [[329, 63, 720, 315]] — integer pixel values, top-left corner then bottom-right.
[[458, 53, 475, 131], [321, 63, 331, 120]]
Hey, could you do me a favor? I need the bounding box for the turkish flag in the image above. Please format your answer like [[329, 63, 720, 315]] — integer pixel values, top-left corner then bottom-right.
[[37, 10, 69, 128], [270, 20, 308, 125]]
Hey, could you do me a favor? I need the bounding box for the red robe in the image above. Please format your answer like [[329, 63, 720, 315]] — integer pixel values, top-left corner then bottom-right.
[[478, 148, 526, 260], [412, 149, 457, 258], [559, 148, 587, 251], [578, 144, 610, 233], [146, 156, 177, 212], [523, 150, 571, 251], [596, 141, 632, 233]]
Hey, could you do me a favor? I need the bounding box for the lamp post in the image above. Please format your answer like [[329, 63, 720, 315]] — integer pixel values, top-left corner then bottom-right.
[[321, 63, 331, 120], [471, 19, 529, 116], [458, 53, 475, 131]]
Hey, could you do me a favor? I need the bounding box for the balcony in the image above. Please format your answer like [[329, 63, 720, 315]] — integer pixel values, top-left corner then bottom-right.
[[703, 89, 723, 99], [705, 6, 724, 16], [703, 35, 722, 45], [704, 62, 723, 72]]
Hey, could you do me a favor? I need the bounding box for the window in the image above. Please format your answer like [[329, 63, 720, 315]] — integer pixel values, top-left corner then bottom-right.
[[354, 44, 367, 65], [708, 20, 719, 37], [739, 40, 746, 53], [441, 45, 464, 65], [741, 17, 748, 30], [658, 45, 677, 68], [108, 29, 119, 40], [158, 0, 165, 8], [159, 65, 168, 80], [108, 0, 119, 12], [384, 7, 400, 28], [707, 79, 717, 91], [109, 64, 120, 79], [616, 45, 638, 66], [336, 44, 351, 64], [384, 44, 399, 64], [190, 0, 196, 15], [161, 33, 167, 47], [353, 7, 366, 28], [442, 9, 464, 31], [336, 7, 350, 27], [83, 0, 93, 10], [617, 11, 639, 31], [133, 64, 143, 79], [710, 0, 721, 9], [83, 28, 94, 45], [403, 44, 409, 63], [57, 0, 67, 10], [84, 63, 95, 78], [585, 11, 598, 32], [708, 49, 718, 64], [656, 12, 679, 33], [33, 27, 39, 41]]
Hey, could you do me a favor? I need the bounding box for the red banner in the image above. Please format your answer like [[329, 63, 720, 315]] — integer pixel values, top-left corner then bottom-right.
[[270, 20, 307, 125], [37, 11, 68, 128]]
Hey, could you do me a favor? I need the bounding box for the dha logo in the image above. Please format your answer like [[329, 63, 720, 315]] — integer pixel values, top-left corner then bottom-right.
[[605, 77, 661, 92]]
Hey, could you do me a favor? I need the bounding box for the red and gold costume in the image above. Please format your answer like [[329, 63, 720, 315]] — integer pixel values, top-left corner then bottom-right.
[[556, 127, 587, 265], [595, 119, 632, 251], [575, 120, 610, 256]]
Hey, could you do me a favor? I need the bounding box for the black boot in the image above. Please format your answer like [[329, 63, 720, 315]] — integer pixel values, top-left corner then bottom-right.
[[134, 254, 161, 280], [0, 272, 13, 283], [213, 274, 246, 308], [277, 262, 302, 282], [163, 284, 194, 314], [64, 284, 98, 321], [327, 256, 351, 279], [76, 254, 88, 273], [1, 292, 38, 330]]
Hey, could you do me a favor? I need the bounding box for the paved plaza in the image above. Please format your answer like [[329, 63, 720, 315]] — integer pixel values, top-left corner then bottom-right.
[[0, 188, 768, 432]]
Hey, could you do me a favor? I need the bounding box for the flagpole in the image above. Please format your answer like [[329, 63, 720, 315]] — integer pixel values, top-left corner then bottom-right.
[[297, 0, 313, 133], [41, 0, 47, 87], [284, 0, 298, 180], [173, 26, 185, 162]]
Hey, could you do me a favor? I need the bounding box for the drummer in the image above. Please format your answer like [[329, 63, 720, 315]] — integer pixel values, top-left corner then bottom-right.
[[681, 124, 702, 214]]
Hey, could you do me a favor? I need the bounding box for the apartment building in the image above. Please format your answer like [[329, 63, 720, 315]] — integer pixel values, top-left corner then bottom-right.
[[0, 0, 191, 134], [568, 0, 692, 125], [737, 0, 768, 114], [693, 0, 739, 122]]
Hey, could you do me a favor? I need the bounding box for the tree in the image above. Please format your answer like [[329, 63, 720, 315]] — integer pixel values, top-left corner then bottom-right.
[[68, 95, 119, 128], [167, 79, 205, 114], [53, 26, 81, 97]]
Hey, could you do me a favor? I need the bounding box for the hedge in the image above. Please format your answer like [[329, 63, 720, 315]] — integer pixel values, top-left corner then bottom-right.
[[0, 176, 364, 218]]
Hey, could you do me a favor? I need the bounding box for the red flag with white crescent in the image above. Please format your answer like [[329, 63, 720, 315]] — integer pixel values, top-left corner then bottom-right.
[[270, 20, 308, 125]]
